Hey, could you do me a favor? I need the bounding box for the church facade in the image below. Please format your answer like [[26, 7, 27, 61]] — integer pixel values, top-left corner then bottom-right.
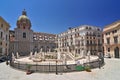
[[9, 10, 56, 56]]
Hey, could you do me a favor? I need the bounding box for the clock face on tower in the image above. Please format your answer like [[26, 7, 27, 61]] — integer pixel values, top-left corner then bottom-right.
[[16, 9, 31, 30]]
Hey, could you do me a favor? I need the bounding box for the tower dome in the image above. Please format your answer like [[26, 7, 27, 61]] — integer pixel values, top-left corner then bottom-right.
[[17, 9, 31, 29]]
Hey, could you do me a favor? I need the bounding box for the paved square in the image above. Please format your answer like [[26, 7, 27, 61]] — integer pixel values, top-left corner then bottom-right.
[[0, 58, 120, 80]]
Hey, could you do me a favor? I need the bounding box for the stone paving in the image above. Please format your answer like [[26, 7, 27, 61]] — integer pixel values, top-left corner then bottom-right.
[[0, 58, 120, 80]]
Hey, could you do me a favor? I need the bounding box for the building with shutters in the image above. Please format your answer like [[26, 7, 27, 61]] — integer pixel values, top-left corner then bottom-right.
[[0, 16, 10, 56], [103, 21, 120, 58], [57, 25, 102, 57]]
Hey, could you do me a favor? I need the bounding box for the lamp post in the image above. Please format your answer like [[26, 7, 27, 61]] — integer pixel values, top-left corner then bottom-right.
[[56, 60, 58, 75], [6, 54, 9, 65]]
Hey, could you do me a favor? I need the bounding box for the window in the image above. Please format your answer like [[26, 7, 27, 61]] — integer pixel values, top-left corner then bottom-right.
[[81, 42, 84, 46], [0, 48, 2, 53], [90, 40, 92, 44], [112, 30, 117, 34], [86, 32, 88, 35], [108, 48, 110, 52], [86, 27, 88, 29], [78, 33, 79, 36], [114, 36, 118, 44], [106, 32, 110, 35], [114, 30, 117, 33], [87, 40, 89, 45], [6, 43, 7, 46], [107, 38, 110, 44], [89, 27, 91, 30], [23, 26, 25, 29], [93, 32, 95, 36], [23, 32, 26, 38], [75, 34, 77, 37], [0, 42, 2, 45], [1, 24, 3, 27], [0, 32, 3, 38], [6, 28, 8, 31], [98, 39, 101, 45], [97, 28, 100, 31], [6, 35, 7, 41], [98, 33, 101, 37], [75, 29, 76, 32]]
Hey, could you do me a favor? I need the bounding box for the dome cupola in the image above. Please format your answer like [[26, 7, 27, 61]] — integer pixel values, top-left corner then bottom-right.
[[17, 9, 31, 29]]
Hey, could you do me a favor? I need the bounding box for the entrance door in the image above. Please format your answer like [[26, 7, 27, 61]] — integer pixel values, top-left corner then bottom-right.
[[114, 47, 119, 58]]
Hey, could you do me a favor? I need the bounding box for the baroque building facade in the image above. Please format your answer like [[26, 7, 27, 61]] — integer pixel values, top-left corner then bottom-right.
[[57, 25, 102, 57], [9, 10, 56, 56], [0, 16, 10, 56], [103, 21, 120, 58], [33, 32, 56, 52]]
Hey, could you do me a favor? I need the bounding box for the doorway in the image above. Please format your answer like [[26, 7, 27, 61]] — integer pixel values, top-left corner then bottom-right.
[[114, 47, 119, 58]]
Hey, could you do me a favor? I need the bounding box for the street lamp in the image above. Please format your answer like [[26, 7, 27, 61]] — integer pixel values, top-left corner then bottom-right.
[[56, 60, 58, 75]]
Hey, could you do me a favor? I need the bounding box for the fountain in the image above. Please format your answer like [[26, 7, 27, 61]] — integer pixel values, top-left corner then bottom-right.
[[32, 51, 42, 62], [10, 48, 100, 73]]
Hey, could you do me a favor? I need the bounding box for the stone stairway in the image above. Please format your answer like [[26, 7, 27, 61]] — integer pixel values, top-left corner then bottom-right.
[[66, 52, 75, 60]]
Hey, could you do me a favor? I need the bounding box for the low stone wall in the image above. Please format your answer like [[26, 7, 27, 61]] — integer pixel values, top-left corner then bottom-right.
[[10, 58, 103, 73]]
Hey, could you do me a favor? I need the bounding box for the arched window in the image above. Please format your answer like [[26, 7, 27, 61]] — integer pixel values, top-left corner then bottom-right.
[[23, 32, 26, 38]]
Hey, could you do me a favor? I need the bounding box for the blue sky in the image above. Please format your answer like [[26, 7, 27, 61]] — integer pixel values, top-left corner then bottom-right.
[[0, 0, 120, 34]]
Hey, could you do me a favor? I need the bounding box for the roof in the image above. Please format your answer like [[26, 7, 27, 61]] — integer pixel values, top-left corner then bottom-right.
[[0, 16, 10, 27], [104, 20, 120, 28], [18, 15, 29, 20], [103, 20, 120, 33]]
